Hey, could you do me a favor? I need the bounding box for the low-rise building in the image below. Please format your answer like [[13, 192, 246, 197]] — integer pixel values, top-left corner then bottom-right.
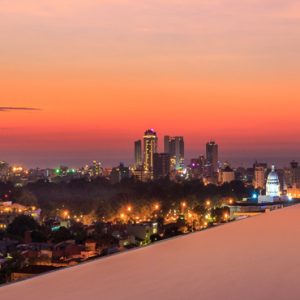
[[0, 202, 41, 228], [127, 222, 158, 245]]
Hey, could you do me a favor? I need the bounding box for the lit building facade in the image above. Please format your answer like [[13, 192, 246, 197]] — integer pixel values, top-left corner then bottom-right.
[[253, 162, 267, 189], [219, 166, 235, 184], [0, 201, 41, 229], [164, 136, 184, 170], [258, 166, 285, 203], [143, 129, 158, 177], [91, 161, 103, 177], [266, 166, 281, 197]]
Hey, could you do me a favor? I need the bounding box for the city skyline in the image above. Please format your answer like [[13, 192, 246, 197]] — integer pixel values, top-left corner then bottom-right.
[[1, 127, 300, 169], [1, 0, 300, 167]]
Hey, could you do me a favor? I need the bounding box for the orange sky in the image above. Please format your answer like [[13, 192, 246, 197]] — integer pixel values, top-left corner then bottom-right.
[[1, 0, 300, 167]]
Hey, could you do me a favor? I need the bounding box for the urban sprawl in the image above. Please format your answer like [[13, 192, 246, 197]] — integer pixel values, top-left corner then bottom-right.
[[0, 129, 299, 284]]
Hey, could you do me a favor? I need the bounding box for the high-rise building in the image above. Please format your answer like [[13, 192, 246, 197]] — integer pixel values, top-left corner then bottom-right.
[[253, 162, 267, 189], [134, 140, 142, 167], [164, 136, 184, 169], [153, 153, 170, 180], [206, 141, 219, 172], [143, 129, 158, 176], [164, 136, 170, 154], [290, 161, 300, 188]]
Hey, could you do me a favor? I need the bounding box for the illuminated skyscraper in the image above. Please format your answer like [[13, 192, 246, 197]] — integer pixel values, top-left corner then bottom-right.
[[206, 141, 218, 172], [164, 136, 184, 169], [143, 129, 158, 176], [134, 140, 142, 167]]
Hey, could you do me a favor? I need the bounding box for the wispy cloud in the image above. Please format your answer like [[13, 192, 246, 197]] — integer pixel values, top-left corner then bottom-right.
[[0, 107, 40, 112]]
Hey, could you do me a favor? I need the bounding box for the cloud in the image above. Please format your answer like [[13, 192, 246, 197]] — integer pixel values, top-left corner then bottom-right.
[[0, 107, 40, 112]]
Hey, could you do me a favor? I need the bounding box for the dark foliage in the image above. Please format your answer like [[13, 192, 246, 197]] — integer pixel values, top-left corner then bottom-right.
[[1, 178, 253, 218], [6, 215, 40, 240]]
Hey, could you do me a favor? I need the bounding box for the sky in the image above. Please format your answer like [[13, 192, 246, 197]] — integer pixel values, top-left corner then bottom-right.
[[1, 0, 300, 168]]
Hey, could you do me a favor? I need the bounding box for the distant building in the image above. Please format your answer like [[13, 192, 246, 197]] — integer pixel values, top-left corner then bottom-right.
[[0, 161, 9, 182], [143, 129, 158, 178], [131, 166, 149, 182], [253, 162, 268, 189], [164, 136, 184, 170], [266, 166, 280, 197], [206, 141, 218, 172], [153, 153, 170, 180], [0, 202, 41, 229], [134, 140, 142, 168], [8, 165, 28, 186], [287, 185, 300, 198], [290, 161, 300, 188], [283, 167, 293, 188], [91, 161, 103, 177], [189, 156, 205, 179], [219, 166, 235, 184], [235, 167, 253, 184], [110, 163, 130, 184], [258, 166, 287, 203], [127, 222, 158, 245]]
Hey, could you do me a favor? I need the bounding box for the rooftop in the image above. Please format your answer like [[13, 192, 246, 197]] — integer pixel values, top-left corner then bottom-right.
[[2, 205, 300, 300]]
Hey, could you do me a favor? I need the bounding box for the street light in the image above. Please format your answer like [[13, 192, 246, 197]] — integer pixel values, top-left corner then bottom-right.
[[206, 200, 211, 206], [224, 213, 229, 221]]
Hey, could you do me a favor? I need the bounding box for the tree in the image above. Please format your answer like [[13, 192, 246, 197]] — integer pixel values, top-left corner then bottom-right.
[[51, 227, 73, 244], [14, 189, 38, 207], [6, 215, 40, 240], [70, 223, 87, 243], [31, 229, 48, 243]]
